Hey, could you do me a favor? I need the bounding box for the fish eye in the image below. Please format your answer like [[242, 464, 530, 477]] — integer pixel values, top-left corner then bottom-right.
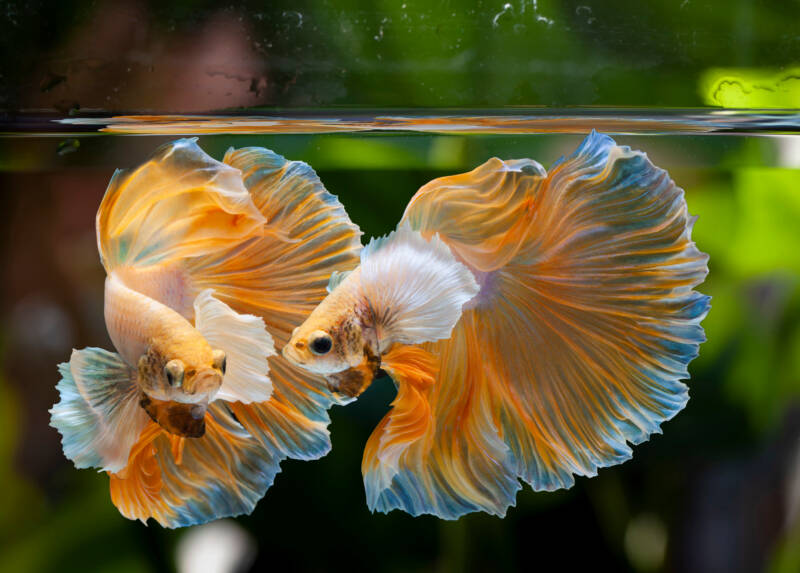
[[164, 359, 185, 387], [212, 349, 227, 375], [309, 331, 333, 356]]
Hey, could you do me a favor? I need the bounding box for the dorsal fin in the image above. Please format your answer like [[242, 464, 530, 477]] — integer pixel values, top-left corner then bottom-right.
[[96, 138, 266, 271]]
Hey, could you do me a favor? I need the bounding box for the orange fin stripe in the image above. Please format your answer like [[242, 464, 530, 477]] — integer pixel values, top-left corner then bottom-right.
[[109, 422, 163, 523], [362, 345, 437, 501], [108, 404, 279, 528], [97, 139, 265, 272], [402, 158, 545, 273], [362, 132, 709, 519], [187, 147, 361, 466]]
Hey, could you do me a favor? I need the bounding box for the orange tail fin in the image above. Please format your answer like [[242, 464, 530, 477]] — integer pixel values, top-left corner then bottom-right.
[[363, 131, 710, 518]]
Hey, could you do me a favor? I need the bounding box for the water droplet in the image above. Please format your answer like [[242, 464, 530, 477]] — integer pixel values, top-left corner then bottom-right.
[[492, 3, 514, 27], [282, 10, 303, 28]]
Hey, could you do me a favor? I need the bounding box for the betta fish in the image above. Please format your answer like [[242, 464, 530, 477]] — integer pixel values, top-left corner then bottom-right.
[[50, 139, 361, 527], [284, 131, 710, 518]]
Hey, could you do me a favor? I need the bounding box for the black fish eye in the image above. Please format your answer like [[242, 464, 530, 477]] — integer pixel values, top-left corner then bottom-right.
[[310, 334, 333, 356], [220, 356, 227, 375]]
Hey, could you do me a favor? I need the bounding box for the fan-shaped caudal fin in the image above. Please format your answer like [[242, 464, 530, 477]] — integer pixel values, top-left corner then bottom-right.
[[97, 139, 266, 272], [365, 131, 710, 518], [109, 403, 278, 528], [186, 147, 362, 463]]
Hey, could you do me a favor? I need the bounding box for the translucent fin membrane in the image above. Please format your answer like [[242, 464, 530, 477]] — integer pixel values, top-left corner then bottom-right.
[[188, 146, 362, 466], [194, 289, 275, 404], [403, 157, 545, 273], [109, 404, 275, 528], [364, 131, 710, 518], [362, 344, 437, 506], [97, 138, 266, 271], [50, 348, 149, 474], [359, 223, 479, 348]]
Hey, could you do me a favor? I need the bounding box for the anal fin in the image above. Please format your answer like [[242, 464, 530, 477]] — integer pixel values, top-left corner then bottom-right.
[[362, 345, 438, 508]]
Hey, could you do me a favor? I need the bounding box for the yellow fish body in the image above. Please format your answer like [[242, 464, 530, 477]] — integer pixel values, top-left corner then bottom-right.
[[285, 131, 710, 518], [50, 139, 361, 527]]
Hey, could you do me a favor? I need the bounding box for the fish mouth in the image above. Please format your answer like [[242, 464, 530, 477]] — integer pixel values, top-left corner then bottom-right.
[[176, 369, 222, 403]]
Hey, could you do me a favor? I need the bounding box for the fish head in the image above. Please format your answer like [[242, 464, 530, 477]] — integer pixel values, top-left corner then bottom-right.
[[136, 343, 227, 437], [284, 318, 381, 399], [283, 289, 377, 370], [284, 267, 382, 398], [283, 320, 356, 375]]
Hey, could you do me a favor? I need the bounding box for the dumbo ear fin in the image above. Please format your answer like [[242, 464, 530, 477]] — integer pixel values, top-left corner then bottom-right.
[[50, 347, 148, 473], [194, 289, 275, 404], [358, 222, 479, 348]]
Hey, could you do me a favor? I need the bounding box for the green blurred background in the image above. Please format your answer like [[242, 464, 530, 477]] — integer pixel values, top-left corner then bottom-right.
[[1, 1, 800, 572]]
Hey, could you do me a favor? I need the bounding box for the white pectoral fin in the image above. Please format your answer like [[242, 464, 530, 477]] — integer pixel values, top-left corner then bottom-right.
[[359, 221, 480, 346], [50, 347, 148, 473], [194, 289, 275, 404]]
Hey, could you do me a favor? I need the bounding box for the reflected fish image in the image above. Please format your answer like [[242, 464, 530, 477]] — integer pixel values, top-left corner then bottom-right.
[[50, 139, 361, 527], [285, 131, 710, 518]]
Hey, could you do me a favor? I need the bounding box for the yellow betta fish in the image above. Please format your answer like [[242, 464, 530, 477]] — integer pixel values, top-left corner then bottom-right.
[[50, 139, 361, 527], [285, 131, 710, 518]]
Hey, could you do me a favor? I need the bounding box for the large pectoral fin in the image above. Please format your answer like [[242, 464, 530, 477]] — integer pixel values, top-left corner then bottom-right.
[[358, 222, 479, 347], [50, 347, 149, 473], [194, 289, 275, 404]]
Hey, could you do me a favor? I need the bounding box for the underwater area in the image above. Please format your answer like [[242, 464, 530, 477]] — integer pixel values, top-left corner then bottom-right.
[[1, 1, 800, 573]]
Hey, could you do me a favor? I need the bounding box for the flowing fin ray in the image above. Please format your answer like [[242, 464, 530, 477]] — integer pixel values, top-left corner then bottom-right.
[[109, 403, 276, 528], [359, 222, 479, 348], [97, 139, 266, 272], [187, 147, 362, 464], [50, 348, 149, 474], [194, 289, 275, 404], [362, 345, 437, 509], [363, 131, 710, 518]]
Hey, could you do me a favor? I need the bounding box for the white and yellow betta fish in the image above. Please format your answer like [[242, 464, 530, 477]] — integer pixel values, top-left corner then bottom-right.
[[284, 131, 710, 519], [50, 139, 361, 527]]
